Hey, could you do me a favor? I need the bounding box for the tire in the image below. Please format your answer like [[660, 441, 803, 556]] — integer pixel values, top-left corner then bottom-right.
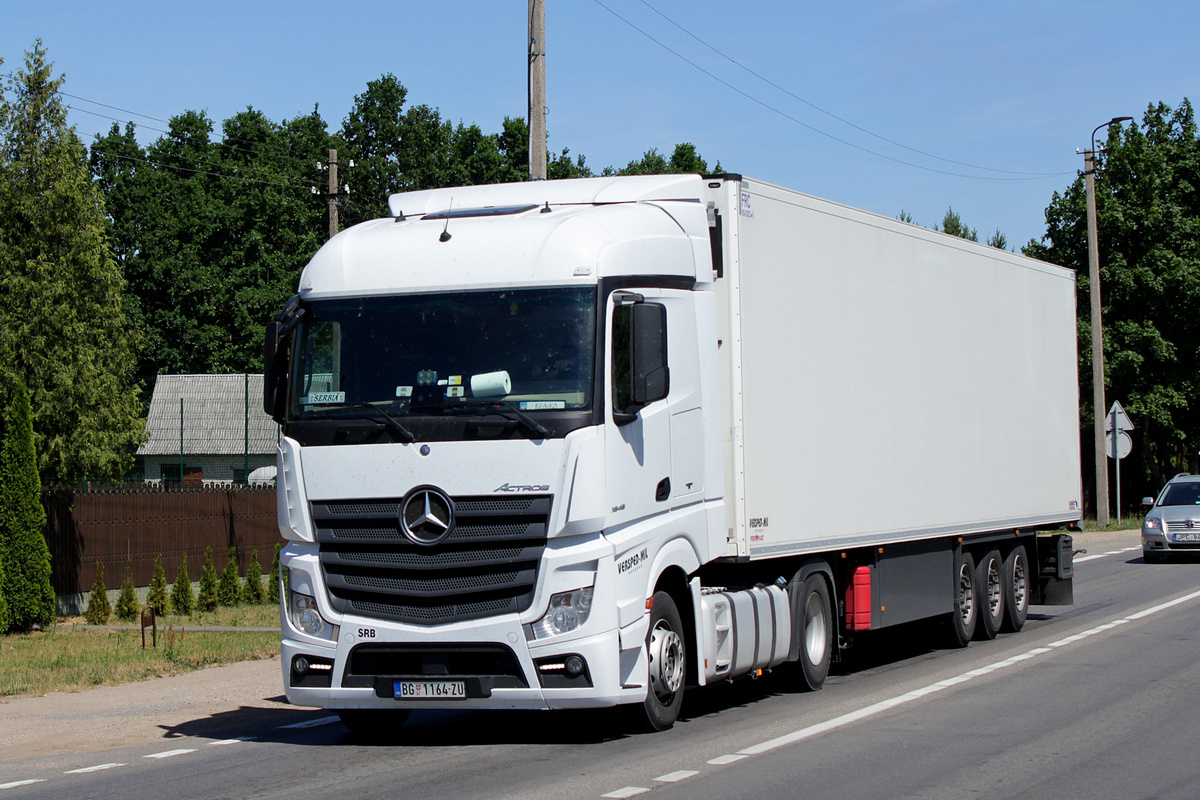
[[796, 573, 833, 691], [336, 708, 411, 737], [974, 550, 1003, 641], [946, 551, 977, 648], [1000, 545, 1029, 633], [634, 591, 686, 732]]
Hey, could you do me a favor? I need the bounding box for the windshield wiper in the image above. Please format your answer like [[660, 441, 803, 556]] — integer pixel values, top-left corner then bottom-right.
[[411, 399, 550, 439], [338, 403, 417, 442]]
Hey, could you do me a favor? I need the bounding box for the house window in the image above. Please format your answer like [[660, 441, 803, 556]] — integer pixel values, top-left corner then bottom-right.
[[161, 465, 202, 485]]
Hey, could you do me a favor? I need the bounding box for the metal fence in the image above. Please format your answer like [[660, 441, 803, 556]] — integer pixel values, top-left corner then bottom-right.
[[44, 483, 281, 597]]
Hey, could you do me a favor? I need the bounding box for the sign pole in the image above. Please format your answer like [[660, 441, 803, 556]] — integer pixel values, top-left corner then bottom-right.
[[1112, 405, 1121, 524]]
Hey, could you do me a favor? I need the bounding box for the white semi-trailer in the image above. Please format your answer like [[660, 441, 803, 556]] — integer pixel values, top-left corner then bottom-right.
[[264, 174, 1080, 733]]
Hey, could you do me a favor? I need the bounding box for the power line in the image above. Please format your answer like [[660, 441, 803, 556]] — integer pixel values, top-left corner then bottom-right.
[[636, 1, 1060, 178], [89, 146, 315, 191], [592, 0, 1071, 181]]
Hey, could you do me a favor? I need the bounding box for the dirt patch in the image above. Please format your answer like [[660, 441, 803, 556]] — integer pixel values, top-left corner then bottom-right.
[[0, 656, 304, 762]]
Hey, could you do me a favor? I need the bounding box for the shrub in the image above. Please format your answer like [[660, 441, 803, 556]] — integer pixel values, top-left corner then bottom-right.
[[217, 546, 240, 607], [147, 554, 169, 614], [266, 543, 282, 604], [0, 381, 54, 631], [170, 554, 193, 616], [114, 563, 139, 621], [197, 546, 218, 612], [84, 562, 111, 625], [242, 549, 265, 605]]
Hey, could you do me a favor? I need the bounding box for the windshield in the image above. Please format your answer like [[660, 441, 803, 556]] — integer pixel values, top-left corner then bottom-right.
[[1160, 482, 1200, 507], [289, 287, 596, 423]]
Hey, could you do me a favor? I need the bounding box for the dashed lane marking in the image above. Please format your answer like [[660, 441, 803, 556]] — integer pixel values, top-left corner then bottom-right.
[[0, 780, 45, 790], [1075, 545, 1140, 563], [601, 789, 649, 799], [653, 770, 698, 783], [277, 715, 340, 730], [144, 749, 197, 759], [65, 763, 126, 774]]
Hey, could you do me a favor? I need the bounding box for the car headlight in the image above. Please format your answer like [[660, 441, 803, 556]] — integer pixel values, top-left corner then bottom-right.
[[1144, 516, 1162, 531], [527, 587, 594, 641]]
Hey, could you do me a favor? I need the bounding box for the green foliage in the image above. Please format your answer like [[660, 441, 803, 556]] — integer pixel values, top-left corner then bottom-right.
[[0, 380, 54, 631], [936, 207, 979, 241], [84, 563, 111, 625], [986, 229, 1009, 251], [0, 42, 144, 482], [113, 564, 139, 622], [146, 554, 169, 614], [617, 143, 714, 176], [266, 543, 282, 604], [170, 554, 193, 616], [241, 549, 265, 605], [197, 546, 218, 612], [217, 546, 240, 607], [1026, 99, 1200, 488]]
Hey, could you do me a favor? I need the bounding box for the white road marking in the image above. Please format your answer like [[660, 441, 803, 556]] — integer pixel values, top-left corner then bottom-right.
[[144, 749, 196, 759], [602, 789, 649, 799], [0, 780, 45, 790], [1076, 545, 1140, 563], [653, 770, 698, 783], [707, 754, 747, 765], [65, 763, 125, 774], [278, 715, 340, 730], [208, 737, 255, 746], [738, 587, 1200, 757]]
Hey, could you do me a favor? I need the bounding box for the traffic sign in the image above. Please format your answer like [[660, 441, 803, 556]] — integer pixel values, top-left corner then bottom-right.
[[1106, 401, 1133, 432], [1106, 429, 1131, 460]]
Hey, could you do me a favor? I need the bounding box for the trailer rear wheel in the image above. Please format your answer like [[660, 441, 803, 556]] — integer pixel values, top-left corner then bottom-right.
[[635, 591, 686, 732], [946, 551, 977, 647], [797, 573, 833, 691], [1000, 545, 1029, 632], [975, 550, 1003, 640]]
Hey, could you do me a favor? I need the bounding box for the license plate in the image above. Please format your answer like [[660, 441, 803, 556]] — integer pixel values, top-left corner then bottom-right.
[[1172, 532, 1200, 542], [394, 680, 466, 699]]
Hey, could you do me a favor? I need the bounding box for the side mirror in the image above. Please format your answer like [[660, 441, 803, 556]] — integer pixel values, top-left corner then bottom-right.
[[263, 320, 287, 422], [1141, 497, 1155, 508], [613, 298, 669, 426], [631, 302, 669, 406]]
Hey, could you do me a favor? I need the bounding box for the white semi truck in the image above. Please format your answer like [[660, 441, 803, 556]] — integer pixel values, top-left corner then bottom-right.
[[264, 174, 1080, 733]]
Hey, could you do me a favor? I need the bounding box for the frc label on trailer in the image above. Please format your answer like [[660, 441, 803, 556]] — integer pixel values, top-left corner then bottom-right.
[[618, 548, 649, 574]]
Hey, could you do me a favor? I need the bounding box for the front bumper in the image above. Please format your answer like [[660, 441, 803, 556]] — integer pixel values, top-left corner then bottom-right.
[[282, 619, 641, 711]]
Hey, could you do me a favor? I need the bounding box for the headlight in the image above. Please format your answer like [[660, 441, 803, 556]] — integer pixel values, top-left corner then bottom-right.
[[527, 587, 594, 641], [286, 574, 339, 642], [1144, 516, 1162, 531]]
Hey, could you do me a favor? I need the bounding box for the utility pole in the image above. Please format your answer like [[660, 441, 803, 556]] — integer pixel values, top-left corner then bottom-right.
[[528, 0, 547, 180], [1083, 116, 1132, 527], [1084, 145, 1109, 527], [318, 149, 353, 240]]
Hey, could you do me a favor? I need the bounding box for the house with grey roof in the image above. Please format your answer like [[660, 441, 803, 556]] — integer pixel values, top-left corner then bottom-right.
[[137, 374, 278, 484]]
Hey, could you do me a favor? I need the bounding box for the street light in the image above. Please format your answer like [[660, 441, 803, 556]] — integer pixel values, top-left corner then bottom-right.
[[1084, 115, 1133, 527]]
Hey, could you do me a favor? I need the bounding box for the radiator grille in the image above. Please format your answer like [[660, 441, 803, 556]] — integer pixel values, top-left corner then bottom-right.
[[313, 494, 550, 625]]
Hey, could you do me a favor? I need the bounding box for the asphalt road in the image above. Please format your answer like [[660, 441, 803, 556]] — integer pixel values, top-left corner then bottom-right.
[[4, 529, 1199, 800]]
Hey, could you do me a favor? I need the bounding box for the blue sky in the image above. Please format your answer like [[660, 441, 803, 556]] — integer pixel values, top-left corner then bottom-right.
[[3, 1, 1196, 250]]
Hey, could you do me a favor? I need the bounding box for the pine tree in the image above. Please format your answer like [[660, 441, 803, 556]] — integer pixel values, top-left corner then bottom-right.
[[0, 380, 54, 631], [241, 549, 265, 605], [0, 42, 145, 482], [114, 563, 139, 621], [197, 546, 218, 612], [217, 546, 240, 607], [170, 554, 193, 616], [146, 554, 169, 614], [84, 562, 111, 625], [266, 542, 282, 604]]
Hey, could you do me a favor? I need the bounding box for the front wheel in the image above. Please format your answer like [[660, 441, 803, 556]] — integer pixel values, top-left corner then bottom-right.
[[795, 573, 833, 691], [634, 591, 686, 732]]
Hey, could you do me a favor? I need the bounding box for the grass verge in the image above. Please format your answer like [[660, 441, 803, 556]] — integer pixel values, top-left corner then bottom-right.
[[2, 604, 281, 698]]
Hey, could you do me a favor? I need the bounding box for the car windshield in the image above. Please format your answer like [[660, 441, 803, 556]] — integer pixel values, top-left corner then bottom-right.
[[289, 287, 596, 420], [1160, 482, 1200, 506]]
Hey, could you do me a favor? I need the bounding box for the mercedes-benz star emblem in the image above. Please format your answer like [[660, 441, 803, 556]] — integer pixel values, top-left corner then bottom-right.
[[400, 487, 455, 546]]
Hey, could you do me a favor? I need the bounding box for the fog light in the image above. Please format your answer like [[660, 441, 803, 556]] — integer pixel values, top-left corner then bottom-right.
[[565, 655, 584, 676], [294, 656, 310, 674]]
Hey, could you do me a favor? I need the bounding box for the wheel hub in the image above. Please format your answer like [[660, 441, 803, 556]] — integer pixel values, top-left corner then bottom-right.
[[648, 621, 684, 698]]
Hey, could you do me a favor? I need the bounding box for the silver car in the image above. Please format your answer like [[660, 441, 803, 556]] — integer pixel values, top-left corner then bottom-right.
[[1142, 473, 1200, 562]]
